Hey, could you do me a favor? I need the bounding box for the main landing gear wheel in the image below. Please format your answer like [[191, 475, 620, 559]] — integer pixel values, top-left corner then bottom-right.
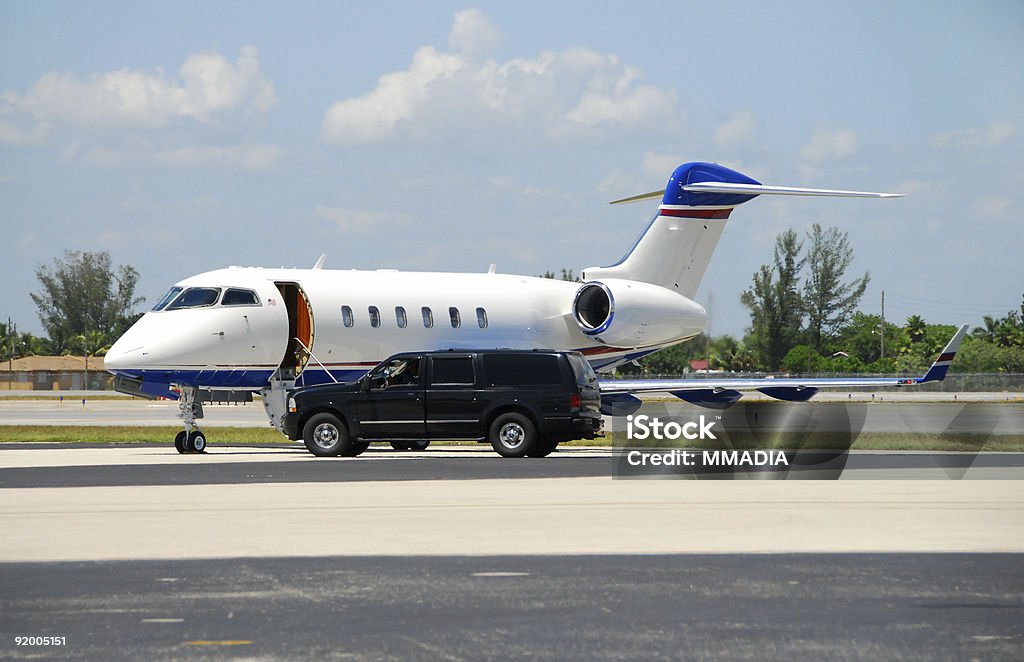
[[174, 431, 187, 454]]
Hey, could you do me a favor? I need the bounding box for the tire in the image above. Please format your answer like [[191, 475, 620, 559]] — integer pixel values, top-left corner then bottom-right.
[[527, 438, 558, 458], [390, 441, 411, 451], [303, 413, 350, 457], [189, 430, 207, 453], [174, 431, 187, 454], [408, 440, 430, 451], [489, 412, 536, 458], [341, 439, 371, 457]]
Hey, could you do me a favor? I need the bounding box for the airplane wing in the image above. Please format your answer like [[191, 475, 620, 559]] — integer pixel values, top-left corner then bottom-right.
[[597, 325, 968, 414]]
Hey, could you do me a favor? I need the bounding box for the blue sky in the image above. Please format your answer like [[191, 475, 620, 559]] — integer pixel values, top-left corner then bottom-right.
[[2, 1, 1022, 338]]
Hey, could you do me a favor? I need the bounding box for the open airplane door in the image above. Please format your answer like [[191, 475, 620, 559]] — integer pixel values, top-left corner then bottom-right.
[[262, 281, 315, 433], [275, 281, 315, 379]]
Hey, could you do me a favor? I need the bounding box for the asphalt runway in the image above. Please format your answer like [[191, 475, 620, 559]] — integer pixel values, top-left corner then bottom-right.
[[1, 444, 1022, 659], [2, 555, 1021, 660]]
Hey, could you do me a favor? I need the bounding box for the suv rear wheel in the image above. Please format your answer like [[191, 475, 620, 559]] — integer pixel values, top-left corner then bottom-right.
[[489, 412, 536, 458], [303, 413, 350, 457]]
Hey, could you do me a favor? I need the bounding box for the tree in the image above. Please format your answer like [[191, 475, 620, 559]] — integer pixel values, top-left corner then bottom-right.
[[802, 224, 869, 352], [30, 251, 144, 354], [1, 321, 50, 361], [905, 314, 927, 343], [540, 268, 580, 282], [740, 229, 804, 370]]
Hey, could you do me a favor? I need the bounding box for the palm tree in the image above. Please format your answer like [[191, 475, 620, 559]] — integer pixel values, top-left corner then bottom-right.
[[905, 315, 927, 343]]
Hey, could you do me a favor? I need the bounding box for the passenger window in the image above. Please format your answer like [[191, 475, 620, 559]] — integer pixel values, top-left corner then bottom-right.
[[476, 307, 488, 329], [342, 306, 354, 328], [221, 288, 259, 306], [368, 306, 381, 328], [483, 354, 561, 386], [152, 287, 183, 311], [422, 306, 433, 328], [395, 306, 407, 328], [166, 287, 221, 310], [430, 356, 475, 385], [449, 307, 461, 328]]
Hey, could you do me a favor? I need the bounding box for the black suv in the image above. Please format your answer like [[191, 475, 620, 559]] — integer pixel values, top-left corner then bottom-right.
[[282, 349, 602, 458]]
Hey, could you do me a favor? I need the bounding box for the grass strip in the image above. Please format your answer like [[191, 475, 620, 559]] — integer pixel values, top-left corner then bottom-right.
[[0, 426, 1021, 451]]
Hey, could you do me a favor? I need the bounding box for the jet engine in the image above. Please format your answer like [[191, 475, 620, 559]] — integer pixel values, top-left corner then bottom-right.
[[572, 279, 706, 347]]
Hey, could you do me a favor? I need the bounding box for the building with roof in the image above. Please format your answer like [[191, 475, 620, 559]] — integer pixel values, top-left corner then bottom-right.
[[1, 356, 110, 391]]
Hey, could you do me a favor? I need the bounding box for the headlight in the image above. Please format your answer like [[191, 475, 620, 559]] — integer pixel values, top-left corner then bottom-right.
[[288, 396, 296, 413]]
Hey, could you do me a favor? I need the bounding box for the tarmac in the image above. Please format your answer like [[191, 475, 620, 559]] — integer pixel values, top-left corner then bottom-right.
[[1, 397, 1022, 659]]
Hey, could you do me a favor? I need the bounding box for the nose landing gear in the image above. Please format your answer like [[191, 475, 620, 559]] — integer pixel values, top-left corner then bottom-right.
[[173, 385, 207, 454]]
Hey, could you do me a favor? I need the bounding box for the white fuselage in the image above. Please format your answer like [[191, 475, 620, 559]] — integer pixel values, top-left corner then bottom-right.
[[104, 266, 707, 391]]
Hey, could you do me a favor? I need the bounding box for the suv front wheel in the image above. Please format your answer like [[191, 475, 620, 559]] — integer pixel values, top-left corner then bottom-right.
[[489, 412, 536, 458], [303, 413, 350, 457]]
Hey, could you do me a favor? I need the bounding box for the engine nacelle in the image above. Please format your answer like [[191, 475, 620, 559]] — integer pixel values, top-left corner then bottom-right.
[[572, 279, 706, 347]]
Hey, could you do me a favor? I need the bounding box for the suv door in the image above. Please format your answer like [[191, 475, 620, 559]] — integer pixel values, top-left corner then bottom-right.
[[352, 355, 426, 439], [425, 354, 484, 438]]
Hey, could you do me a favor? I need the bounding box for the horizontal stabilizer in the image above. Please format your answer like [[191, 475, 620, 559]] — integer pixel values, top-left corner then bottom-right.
[[609, 190, 665, 205], [683, 182, 903, 198], [610, 183, 902, 205]]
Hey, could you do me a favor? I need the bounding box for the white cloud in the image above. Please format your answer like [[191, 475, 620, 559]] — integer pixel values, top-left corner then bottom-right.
[[970, 195, 1014, 222], [930, 121, 1015, 150], [313, 205, 413, 233], [0, 118, 50, 144], [321, 11, 681, 146], [800, 128, 858, 163], [447, 8, 503, 58], [67, 143, 281, 171], [799, 128, 858, 180], [642, 151, 684, 178], [5, 46, 276, 129], [713, 110, 754, 149]]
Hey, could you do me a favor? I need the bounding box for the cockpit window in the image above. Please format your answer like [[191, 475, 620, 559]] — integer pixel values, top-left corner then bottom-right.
[[165, 287, 221, 310], [221, 288, 260, 306], [152, 287, 183, 311]]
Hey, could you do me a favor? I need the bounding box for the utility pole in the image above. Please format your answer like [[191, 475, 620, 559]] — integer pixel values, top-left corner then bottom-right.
[[880, 290, 885, 359], [6, 318, 15, 382]]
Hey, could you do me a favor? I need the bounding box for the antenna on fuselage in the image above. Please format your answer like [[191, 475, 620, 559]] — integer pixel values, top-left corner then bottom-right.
[[312, 254, 326, 270]]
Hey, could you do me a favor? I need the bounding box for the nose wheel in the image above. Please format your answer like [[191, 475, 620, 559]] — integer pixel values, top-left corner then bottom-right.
[[174, 429, 208, 454], [174, 384, 207, 454]]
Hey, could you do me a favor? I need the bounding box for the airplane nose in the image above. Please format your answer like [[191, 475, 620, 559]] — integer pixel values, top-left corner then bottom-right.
[[104, 327, 147, 372]]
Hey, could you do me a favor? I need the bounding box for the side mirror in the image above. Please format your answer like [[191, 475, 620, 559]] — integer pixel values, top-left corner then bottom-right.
[[361, 376, 371, 392]]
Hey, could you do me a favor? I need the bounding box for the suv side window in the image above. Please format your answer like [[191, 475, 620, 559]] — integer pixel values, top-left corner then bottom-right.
[[430, 356, 475, 385], [483, 354, 562, 386], [368, 357, 422, 389]]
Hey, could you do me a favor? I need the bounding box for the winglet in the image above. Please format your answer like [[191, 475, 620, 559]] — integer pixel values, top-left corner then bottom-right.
[[312, 254, 326, 270], [918, 324, 969, 383]]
